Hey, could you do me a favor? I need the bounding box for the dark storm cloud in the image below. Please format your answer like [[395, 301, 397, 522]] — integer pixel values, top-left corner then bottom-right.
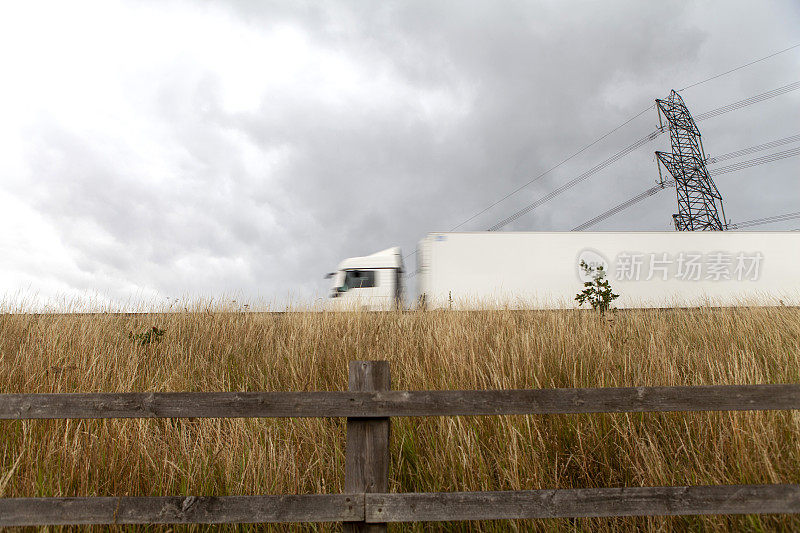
[[217, 1, 799, 266], [2, 0, 799, 306]]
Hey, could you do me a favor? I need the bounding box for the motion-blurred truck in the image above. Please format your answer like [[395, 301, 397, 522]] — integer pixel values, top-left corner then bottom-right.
[[325, 232, 800, 310]]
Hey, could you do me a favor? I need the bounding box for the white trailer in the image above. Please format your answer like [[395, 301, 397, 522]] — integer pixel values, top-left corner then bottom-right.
[[326, 232, 800, 310]]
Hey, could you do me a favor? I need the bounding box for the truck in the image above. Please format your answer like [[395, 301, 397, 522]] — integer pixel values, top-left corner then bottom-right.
[[324, 232, 800, 310]]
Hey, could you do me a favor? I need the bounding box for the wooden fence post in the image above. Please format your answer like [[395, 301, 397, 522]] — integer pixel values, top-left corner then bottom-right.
[[345, 361, 390, 532]]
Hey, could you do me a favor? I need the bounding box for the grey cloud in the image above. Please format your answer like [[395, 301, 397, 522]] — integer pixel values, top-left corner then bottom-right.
[[4, 0, 800, 306]]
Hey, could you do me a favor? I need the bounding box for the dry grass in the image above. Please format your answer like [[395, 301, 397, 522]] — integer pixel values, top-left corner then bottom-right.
[[1, 305, 800, 531]]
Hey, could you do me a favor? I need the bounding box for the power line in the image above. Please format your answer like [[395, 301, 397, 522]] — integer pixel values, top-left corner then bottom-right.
[[709, 146, 800, 176], [448, 104, 655, 232], [455, 78, 799, 233], [572, 147, 800, 231], [446, 79, 800, 235], [706, 133, 800, 164], [694, 80, 800, 121], [571, 181, 673, 231], [487, 81, 800, 232], [487, 130, 661, 231], [679, 43, 800, 92], [401, 113, 659, 260], [728, 211, 800, 230], [440, 43, 800, 236]]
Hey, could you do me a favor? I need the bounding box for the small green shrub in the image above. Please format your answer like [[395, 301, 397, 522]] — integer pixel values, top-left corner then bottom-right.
[[575, 260, 619, 315], [128, 326, 166, 346]]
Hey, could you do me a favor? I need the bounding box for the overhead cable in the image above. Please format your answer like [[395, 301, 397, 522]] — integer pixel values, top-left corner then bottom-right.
[[709, 146, 800, 176], [487, 130, 661, 231], [487, 81, 800, 232], [571, 181, 674, 231], [728, 211, 800, 230], [694, 81, 800, 121], [706, 133, 800, 164], [572, 148, 800, 231], [679, 43, 800, 92], [448, 105, 656, 231]]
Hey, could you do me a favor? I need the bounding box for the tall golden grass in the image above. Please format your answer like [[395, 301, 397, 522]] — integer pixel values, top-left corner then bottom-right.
[[1, 305, 799, 531]]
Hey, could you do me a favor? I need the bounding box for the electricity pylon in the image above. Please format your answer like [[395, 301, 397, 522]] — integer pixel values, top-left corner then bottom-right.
[[655, 90, 727, 230]]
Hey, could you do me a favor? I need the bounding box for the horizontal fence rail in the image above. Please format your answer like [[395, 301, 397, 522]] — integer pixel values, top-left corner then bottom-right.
[[2, 486, 799, 527], [0, 495, 363, 526], [367, 485, 800, 522], [3, 383, 800, 419], [2, 361, 800, 528]]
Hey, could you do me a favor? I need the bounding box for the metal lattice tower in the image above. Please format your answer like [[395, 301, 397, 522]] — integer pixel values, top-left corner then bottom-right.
[[655, 90, 727, 231]]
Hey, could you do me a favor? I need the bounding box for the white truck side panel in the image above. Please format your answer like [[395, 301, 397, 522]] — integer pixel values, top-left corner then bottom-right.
[[417, 232, 800, 309]]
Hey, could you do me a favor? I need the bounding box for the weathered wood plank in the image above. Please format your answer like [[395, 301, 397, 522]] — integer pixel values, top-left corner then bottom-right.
[[0, 494, 363, 526], [345, 361, 390, 532], [0, 391, 366, 419], [366, 485, 800, 522], [373, 384, 800, 416], [2, 384, 800, 420]]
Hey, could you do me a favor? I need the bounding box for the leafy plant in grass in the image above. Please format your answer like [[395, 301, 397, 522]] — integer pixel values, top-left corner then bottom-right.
[[575, 260, 619, 315], [129, 326, 166, 346]]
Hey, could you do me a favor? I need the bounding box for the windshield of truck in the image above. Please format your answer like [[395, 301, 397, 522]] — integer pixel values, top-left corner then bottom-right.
[[340, 270, 376, 291]]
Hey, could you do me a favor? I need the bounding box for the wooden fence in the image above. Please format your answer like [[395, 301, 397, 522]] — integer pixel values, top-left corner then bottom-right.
[[2, 360, 800, 529]]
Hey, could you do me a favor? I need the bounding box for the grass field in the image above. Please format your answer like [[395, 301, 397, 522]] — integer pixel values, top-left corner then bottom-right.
[[1, 306, 800, 531]]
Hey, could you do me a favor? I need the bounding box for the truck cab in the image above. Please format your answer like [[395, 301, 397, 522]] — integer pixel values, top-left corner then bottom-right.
[[324, 247, 404, 311]]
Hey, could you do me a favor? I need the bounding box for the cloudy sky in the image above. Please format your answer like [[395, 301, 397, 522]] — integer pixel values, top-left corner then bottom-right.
[[1, 1, 798, 309]]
